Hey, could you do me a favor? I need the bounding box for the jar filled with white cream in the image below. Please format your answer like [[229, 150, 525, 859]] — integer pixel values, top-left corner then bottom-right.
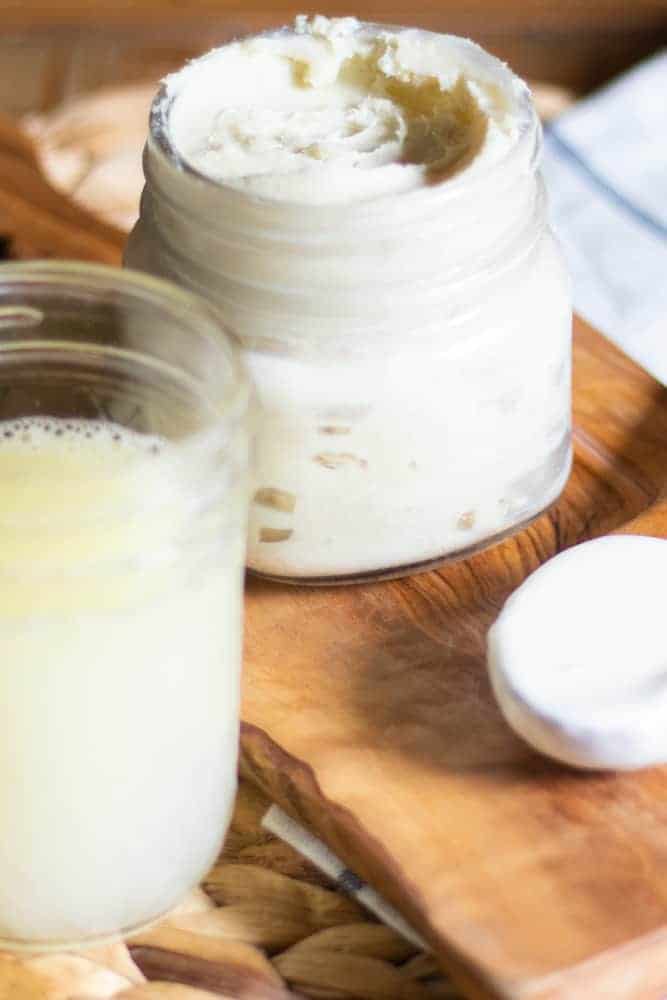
[[126, 15, 572, 583]]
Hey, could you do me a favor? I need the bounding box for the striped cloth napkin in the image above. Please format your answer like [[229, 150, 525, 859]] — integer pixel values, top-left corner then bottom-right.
[[541, 49, 667, 382]]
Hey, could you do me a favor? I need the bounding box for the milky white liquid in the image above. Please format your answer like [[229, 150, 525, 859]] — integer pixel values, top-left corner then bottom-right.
[[0, 418, 243, 947]]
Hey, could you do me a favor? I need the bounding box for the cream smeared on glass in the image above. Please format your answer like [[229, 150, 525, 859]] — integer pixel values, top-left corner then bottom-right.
[[166, 15, 520, 203]]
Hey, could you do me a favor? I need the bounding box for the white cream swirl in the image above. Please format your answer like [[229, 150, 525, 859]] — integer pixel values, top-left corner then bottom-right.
[[165, 16, 522, 204], [196, 96, 407, 180]]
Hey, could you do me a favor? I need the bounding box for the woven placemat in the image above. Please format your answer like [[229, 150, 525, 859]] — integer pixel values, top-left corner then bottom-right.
[[0, 778, 455, 1000]]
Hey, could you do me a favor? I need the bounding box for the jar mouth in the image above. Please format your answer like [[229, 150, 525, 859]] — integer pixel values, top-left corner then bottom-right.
[[0, 260, 250, 429], [148, 21, 540, 215]]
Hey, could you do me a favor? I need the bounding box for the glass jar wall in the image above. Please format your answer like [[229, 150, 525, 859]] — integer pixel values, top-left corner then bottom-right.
[[126, 20, 572, 583], [0, 262, 249, 947]]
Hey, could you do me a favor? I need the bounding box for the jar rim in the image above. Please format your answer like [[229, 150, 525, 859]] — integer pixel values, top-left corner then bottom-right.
[[0, 260, 250, 427], [148, 22, 540, 216]]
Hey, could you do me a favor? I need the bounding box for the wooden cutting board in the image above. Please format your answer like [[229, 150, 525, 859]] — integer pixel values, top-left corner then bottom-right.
[[2, 108, 667, 1000], [240, 321, 667, 1000]]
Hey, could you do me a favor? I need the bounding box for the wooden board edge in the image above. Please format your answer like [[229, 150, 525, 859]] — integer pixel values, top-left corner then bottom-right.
[[240, 722, 667, 1000], [240, 721, 510, 1000], [514, 924, 667, 1000]]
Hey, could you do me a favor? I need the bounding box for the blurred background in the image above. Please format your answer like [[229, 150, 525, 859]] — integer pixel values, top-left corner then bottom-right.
[[0, 0, 665, 375], [0, 0, 665, 114]]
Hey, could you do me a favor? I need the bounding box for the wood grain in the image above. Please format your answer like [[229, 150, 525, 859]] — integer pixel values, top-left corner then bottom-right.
[[0, 111, 125, 261], [4, 0, 665, 31], [239, 321, 667, 1000]]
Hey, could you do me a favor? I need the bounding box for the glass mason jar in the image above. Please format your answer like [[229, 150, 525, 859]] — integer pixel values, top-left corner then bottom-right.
[[0, 262, 249, 949], [126, 24, 572, 584]]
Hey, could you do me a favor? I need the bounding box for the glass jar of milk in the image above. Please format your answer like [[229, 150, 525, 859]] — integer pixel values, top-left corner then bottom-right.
[[126, 16, 572, 583], [0, 262, 249, 949]]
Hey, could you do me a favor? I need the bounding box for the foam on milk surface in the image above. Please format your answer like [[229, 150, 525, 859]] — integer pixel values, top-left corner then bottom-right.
[[0, 417, 164, 518]]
